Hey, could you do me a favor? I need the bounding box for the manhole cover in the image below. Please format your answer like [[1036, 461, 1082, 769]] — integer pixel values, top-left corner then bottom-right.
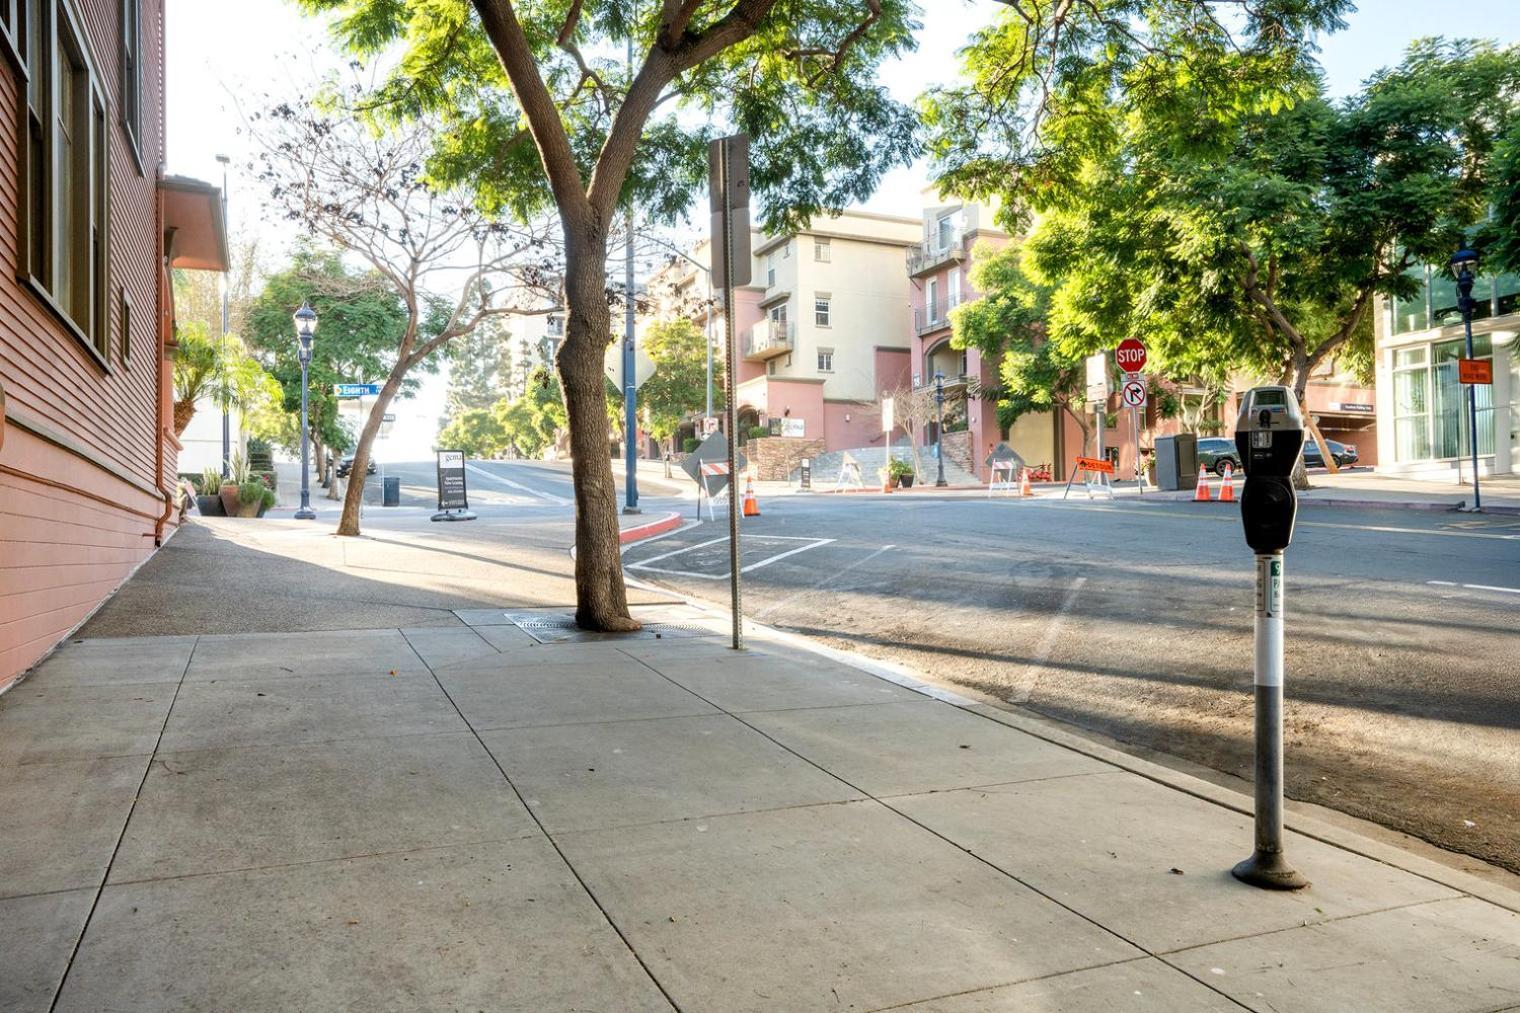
[[501, 612, 716, 644]]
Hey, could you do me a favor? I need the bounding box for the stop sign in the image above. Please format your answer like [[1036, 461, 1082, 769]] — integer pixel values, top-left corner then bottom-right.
[[1116, 338, 1147, 373]]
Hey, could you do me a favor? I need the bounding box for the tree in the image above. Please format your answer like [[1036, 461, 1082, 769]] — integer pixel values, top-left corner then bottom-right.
[[444, 315, 520, 424], [638, 318, 718, 453], [243, 247, 412, 484], [298, 0, 921, 630], [949, 242, 1093, 455], [496, 367, 568, 459], [439, 407, 509, 458], [251, 95, 558, 535]]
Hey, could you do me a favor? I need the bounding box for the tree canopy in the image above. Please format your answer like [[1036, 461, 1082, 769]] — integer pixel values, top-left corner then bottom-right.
[[638, 317, 719, 447]]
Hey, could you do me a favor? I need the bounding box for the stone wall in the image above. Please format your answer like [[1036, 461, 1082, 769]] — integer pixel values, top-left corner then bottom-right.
[[748, 436, 827, 481], [941, 430, 974, 476]]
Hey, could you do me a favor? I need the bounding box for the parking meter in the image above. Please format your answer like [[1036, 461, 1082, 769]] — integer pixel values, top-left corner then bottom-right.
[[1235, 386, 1304, 554], [1231, 385, 1309, 891]]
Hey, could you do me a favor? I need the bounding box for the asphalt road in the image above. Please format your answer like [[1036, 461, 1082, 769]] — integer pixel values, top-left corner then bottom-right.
[[622, 490, 1520, 875]]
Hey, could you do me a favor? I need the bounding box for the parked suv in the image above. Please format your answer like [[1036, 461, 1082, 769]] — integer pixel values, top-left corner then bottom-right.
[[1195, 437, 1242, 476]]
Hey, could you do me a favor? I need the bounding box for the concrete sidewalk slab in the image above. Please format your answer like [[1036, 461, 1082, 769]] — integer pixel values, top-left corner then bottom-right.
[[159, 672, 467, 751], [0, 756, 146, 897], [653, 650, 923, 712], [25, 637, 197, 688], [0, 681, 178, 765], [555, 798, 1142, 1011], [898, 958, 1238, 1011], [1168, 896, 1520, 1012], [480, 712, 864, 833], [0, 890, 95, 1013], [186, 628, 431, 682], [745, 698, 1110, 797], [435, 658, 720, 730], [894, 770, 1458, 953], [109, 733, 536, 882], [59, 839, 673, 1013], [399, 626, 507, 668]]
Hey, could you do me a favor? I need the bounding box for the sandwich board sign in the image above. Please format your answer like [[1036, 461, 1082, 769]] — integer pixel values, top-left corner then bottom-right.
[[432, 449, 476, 522]]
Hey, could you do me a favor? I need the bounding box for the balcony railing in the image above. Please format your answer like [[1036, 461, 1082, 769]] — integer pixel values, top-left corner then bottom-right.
[[741, 319, 795, 360], [914, 303, 951, 335], [907, 233, 966, 277]]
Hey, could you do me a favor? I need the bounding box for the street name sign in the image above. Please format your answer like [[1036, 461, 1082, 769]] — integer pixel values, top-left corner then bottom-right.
[[334, 383, 382, 398], [1116, 338, 1147, 374], [1120, 378, 1148, 409]]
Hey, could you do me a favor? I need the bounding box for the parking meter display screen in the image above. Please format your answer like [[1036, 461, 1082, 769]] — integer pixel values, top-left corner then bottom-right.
[[1254, 389, 1286, 408]]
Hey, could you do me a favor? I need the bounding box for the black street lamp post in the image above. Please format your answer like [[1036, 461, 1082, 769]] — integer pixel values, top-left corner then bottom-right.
[[1451, 249, 1483, 512], [933, 371, 948, 487], [293, 301, 318, 520]]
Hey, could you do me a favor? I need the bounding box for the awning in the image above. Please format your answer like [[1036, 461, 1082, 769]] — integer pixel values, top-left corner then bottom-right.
[[160, 175, 229, 271]]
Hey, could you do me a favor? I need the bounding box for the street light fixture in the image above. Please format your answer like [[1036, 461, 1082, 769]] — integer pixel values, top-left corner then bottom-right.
[[1450, 248, 1483, 512], [293, 300, 319, 520], [933, 371, 948, 487]]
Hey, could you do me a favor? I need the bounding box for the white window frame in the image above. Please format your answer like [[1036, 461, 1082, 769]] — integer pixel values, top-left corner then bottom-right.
[[814, 294, 831, 328], [814, 238, 831, 263], [817, 348, 834, 373], [926, 278, 938, 322], [948, 267, 961, 308]]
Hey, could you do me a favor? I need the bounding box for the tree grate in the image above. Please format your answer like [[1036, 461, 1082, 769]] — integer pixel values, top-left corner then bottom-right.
[[502, 612, 716, 644]]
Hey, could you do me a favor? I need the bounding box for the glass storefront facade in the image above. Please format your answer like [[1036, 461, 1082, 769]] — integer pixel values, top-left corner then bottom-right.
[[1380, 266, 1518, 476]]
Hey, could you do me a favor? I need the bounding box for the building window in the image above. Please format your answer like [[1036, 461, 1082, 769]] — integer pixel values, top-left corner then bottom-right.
[[1, 0, 22, 69], [766, 252, 776, 288], [814, 238, 831, 263], [767, 360, 777, 376], [120, 288, 131, 363], [926, 279, 938, 322], [817, 348, 834, 373], [120, 0, 141, 161], [20, 0, 110, 362], [815, 295, 830, 327], [936, 213, 955, 250], [1392, 338, 1496, 463], [948, 267, 961, 308]]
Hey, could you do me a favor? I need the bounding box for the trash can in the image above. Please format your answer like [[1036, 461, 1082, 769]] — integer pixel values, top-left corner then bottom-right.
[[382, 476, 401, 507], [1154, 433, 1199, 491]]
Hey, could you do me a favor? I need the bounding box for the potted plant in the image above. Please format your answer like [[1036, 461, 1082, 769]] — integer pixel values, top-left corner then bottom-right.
[[219, 454, 252, 516], [888, 458, 915, 489], [196, 466, 225, 516]]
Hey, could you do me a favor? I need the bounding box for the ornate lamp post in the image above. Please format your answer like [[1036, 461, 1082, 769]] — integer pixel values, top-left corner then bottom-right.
[[933, 370, 948, 487], [293, 301, 318, 520], [1450, 248, 1483, 512]]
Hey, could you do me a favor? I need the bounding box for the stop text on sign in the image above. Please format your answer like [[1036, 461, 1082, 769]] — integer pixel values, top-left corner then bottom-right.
[[1115, 338, 1147, 373]]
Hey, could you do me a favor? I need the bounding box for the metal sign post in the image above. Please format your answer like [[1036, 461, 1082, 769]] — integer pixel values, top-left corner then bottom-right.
[[1121, 374, 1147, 493], [710, 134, 750, 650]]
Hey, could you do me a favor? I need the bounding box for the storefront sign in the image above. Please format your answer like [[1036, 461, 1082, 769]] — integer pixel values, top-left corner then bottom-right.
[[781, 418, 805, 438], [1328, 402, 1375, 414]]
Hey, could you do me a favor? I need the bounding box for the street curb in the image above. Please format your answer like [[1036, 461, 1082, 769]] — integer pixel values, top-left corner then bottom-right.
[[619, 511, 683, 544], [621, 556, 1520, 916]]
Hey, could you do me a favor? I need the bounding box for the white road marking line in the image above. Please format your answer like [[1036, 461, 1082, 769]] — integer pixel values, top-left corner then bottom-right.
[[628, 536, 835, 581], [465, 463, 573, 505], [1009, 577, 1088, 705], [1005, 500, 1520, 541], [1426, 580, 1520, 594], [754, 543, 898, 622]]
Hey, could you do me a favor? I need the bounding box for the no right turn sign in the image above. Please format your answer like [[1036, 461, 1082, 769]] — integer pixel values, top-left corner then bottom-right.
[[1121, 378, 1147, 409]]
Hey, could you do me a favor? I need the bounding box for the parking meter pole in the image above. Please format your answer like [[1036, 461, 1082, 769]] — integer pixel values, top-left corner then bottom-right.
[[1232, 552, 1308, 889]]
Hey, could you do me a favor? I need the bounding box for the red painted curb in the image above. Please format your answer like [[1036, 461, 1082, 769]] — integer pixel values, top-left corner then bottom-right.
[[620, 511, 683, 544]]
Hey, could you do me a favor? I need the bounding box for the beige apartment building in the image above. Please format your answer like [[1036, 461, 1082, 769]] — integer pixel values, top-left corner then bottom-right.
[[643, 210, 920, 454]]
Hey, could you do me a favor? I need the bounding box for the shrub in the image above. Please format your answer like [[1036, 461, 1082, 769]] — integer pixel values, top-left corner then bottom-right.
[[887, 458, 914, 480], [199, 466, 223, 495], [748, 425, 770, 440], [682, 437, 701, 453]]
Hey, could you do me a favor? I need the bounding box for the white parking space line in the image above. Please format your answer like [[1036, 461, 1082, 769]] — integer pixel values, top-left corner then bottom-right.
[[628, 535, 836, 581], [1427, 580, 1520, 595], [465, 464, 573, 506]]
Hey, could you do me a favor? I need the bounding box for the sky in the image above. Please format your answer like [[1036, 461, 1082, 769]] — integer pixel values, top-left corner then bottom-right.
[[165, 0, 1520, 458]]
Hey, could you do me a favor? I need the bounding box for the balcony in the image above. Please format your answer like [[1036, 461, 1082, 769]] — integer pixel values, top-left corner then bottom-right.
[[914, 303, 952, 336], [741, 319, 795, 361], [907, 234, 966, 278]]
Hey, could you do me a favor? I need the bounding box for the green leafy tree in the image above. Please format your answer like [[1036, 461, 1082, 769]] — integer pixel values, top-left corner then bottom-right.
[[297, 0, 922, 629], [638, 318, 720, 453], [244, 247, 412, 480], [439, 407, 509, 458], [496, 367, 569, 459]]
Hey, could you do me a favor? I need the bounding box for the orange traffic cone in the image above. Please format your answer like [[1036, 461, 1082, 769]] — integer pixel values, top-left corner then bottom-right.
[[1218, 462, 1236, 503], [1194, 469, 1213, 502], [1019, 468, 1033, 497], [742, 475, 761, 517]]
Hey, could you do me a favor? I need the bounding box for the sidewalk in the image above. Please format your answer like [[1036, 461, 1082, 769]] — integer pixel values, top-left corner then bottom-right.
[[3, 518, 1518, 1010]]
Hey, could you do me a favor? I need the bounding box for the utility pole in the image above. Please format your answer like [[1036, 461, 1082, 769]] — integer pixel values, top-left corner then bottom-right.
[[216, 154, 231, 478], [621, 30, 640, 515]]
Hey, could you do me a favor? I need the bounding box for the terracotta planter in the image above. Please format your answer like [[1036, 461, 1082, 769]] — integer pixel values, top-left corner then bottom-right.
[[219, 484, 240, 516]]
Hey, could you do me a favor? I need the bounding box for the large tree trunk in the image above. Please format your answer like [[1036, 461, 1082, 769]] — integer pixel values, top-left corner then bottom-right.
[[335, 371, 406, 536], [1289, 373, 1339, 490], [561, 234, 639, 632]]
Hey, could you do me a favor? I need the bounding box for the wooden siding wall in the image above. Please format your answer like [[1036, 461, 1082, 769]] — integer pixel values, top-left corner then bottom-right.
[[0, 0, 169, 690]]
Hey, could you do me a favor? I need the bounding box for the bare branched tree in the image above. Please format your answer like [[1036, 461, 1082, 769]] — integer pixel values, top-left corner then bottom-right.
[[250, 87, 562, 535]]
